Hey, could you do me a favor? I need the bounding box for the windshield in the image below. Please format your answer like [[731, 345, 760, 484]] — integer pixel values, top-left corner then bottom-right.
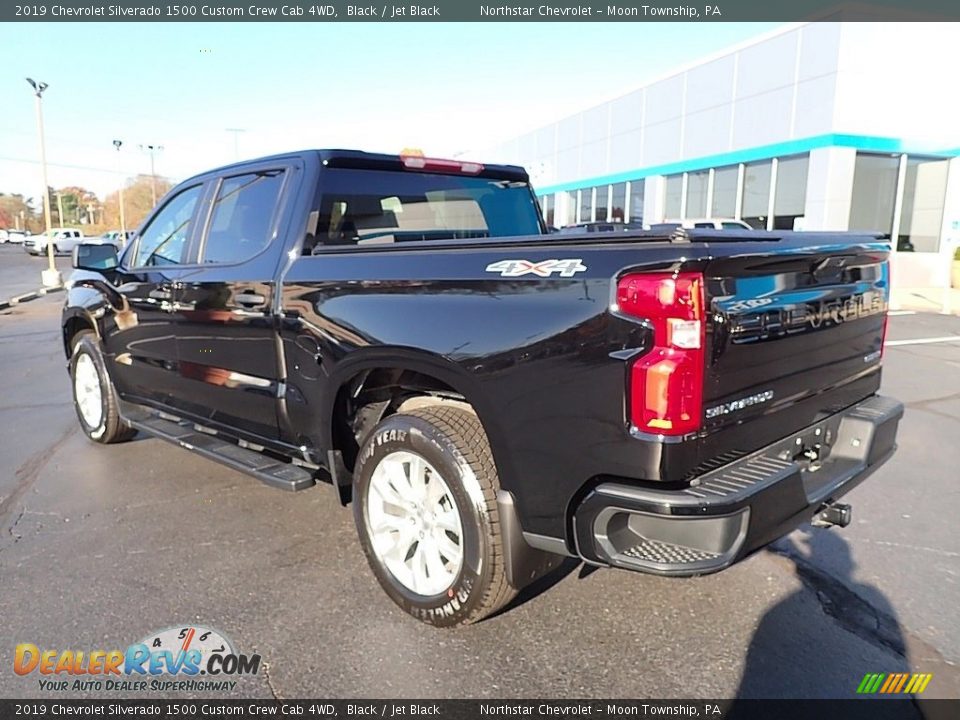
[[313, 168, 543, 247]]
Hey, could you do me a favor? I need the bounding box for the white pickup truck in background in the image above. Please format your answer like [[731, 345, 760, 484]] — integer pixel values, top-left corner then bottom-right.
[[24, 229, 85, 256]]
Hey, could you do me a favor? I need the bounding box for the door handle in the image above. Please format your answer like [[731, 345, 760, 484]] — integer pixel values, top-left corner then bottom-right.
[[235, 292, 267, 308]]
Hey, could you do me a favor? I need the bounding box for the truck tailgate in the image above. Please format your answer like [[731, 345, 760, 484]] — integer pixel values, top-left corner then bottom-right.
[[702, 241, 889, 444]]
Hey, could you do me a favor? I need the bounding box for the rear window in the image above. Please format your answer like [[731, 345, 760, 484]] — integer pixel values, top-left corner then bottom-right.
[[312, 168, 542, 248]]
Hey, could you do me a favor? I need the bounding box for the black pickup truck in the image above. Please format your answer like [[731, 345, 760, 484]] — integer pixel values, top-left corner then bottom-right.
[[62, 150, 903, 626]]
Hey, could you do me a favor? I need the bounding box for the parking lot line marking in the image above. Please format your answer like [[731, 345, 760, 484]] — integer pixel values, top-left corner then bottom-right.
[[888, 311, 917, 316], [886, 336, 960, 347]]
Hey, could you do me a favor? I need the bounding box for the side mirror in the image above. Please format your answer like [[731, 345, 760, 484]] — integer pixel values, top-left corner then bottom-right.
[[73, 243, 118, 271]]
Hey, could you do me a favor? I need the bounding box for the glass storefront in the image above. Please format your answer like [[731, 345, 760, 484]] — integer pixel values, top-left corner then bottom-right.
[[542, 150, 948, 254], [711, 165, 738, 218], [898, 157, 949, 252], [595, 186, 609, 223], [773, 154, 809, 230], [664, 174, 683, 218], [849, 153, 900, 237], [628, 180, 644, 224], [685, 170, 709, 218], [611, 183, 626, 222], [741, 160, 772, 229]]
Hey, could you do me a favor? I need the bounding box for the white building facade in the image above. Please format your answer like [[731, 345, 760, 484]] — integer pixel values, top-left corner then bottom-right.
[[482, 22, 960, 289]]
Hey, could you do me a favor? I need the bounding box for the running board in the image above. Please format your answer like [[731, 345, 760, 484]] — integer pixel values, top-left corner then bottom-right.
[[123, 411, 316, 492]]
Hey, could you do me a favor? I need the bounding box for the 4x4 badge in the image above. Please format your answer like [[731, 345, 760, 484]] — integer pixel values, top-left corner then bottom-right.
[[485, 259, 587, 278]]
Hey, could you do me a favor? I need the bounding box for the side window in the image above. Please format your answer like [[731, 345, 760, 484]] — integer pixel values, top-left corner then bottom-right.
[[202, 170, 285, 264], [133, 185, 203, 267]]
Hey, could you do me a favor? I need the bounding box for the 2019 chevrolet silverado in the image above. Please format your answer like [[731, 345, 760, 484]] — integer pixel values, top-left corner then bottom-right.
[[61, 150, 903, 626]]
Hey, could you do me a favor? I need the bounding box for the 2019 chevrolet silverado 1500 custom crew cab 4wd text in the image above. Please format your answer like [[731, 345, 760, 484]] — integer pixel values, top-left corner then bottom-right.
[[62, 150, 903, 626]]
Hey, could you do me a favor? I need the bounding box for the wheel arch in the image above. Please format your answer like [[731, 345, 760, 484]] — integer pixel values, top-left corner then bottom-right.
[[323, 348, 516, 502], [61, 307, 100, 359]]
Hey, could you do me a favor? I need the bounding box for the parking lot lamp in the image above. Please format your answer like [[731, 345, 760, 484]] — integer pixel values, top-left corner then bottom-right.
[[27, 77, 61, 288], [113, 140, 127, 239]]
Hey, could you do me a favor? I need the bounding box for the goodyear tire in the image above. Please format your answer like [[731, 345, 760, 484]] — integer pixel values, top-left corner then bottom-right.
[[353, 406, 516, 626], [70, 332, 136, 444]]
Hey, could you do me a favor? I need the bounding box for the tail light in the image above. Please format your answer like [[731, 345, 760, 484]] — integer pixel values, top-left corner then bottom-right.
[[616, 272, 705, 436]]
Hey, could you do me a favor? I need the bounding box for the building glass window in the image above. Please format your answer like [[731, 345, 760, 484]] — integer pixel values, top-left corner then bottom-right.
[[898, 157, 949, 252], [849, 153, 900, 237], [773, 154, 809, 230], [711, 165, 738, 218], [685, 170, 709, 219], [595, 186, 609, 223], [664, 174, 683, 219], [541, 194, 555, 228], [628, 179, 644, 224], [565, 191, 577, 226], [741, 160, 772, 229], [579, 188, 593, 224], [611, 183, 626, 222]]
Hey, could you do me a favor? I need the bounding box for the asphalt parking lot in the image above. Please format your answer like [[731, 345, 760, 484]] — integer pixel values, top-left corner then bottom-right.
[[1, 244, 959, 703]]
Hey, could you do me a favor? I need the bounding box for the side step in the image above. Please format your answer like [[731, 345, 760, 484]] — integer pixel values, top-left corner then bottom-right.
[[124, 413, 316, 492]]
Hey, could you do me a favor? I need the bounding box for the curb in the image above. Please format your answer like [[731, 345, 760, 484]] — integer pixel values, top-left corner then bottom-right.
[[0, 285, 65, 312]]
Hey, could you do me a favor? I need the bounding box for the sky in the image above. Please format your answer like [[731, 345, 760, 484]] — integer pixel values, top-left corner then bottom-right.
[[0, 21, 784, 202]]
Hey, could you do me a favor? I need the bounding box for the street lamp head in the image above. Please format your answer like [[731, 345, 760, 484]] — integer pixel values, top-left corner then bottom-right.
[[113, 139, 123, 150], [26, 78, 49, 97]]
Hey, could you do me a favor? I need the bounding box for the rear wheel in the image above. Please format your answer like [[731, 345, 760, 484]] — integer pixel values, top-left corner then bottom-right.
[[353, 406, 515, 626], [70, 332, 136, 444]]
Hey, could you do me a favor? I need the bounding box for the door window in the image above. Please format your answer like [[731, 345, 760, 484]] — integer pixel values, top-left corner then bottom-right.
[[133, 185, 203, 267], [202, 170, 285, 264]]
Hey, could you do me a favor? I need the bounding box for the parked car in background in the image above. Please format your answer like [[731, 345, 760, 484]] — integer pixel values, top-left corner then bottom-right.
[[25, 229, 85, 256], [651, 218, 753, 232], [92, 230, 134, 249], [4, 231, 28, 244]]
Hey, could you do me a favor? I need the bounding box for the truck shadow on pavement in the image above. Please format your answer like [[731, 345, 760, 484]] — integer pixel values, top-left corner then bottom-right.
[[487, 558, 583, 620], [732, 528, 920, 716]]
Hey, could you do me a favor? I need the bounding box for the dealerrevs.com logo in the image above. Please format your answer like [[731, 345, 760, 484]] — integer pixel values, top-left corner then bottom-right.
[[14, 625, 261, 693]]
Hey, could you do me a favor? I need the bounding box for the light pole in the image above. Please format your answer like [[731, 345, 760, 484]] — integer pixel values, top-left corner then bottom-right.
[[113, 140, 127, 239], [27, 77, 61, 288], [226, 128, 245, 160], [55, 191, 65, 228], [139, 143, 163, 206]]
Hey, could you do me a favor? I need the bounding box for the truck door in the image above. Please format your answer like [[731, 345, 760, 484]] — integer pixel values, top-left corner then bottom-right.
[[102, 182, 207, 408], [170, 164, 297, 441]]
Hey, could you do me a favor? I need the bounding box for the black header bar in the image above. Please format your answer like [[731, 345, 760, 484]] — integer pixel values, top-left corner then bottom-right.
[[1, 699, 957, 720], [5, 0, 960, 22]]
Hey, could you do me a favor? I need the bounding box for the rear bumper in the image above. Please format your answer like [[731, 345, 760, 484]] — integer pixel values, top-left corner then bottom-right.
[[572, 395, 903, 576]]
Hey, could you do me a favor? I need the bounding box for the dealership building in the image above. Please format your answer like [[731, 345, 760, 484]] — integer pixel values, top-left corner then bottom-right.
[[479, 22, 960, 289]]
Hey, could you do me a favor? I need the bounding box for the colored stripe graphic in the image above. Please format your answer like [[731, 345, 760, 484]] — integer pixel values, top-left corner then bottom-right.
[[857, 672, 933, 694]]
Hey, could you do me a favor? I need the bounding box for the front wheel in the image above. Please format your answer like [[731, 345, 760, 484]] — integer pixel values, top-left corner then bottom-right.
[[353, 406, 516, 626], [70, 332, 136, 444]]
